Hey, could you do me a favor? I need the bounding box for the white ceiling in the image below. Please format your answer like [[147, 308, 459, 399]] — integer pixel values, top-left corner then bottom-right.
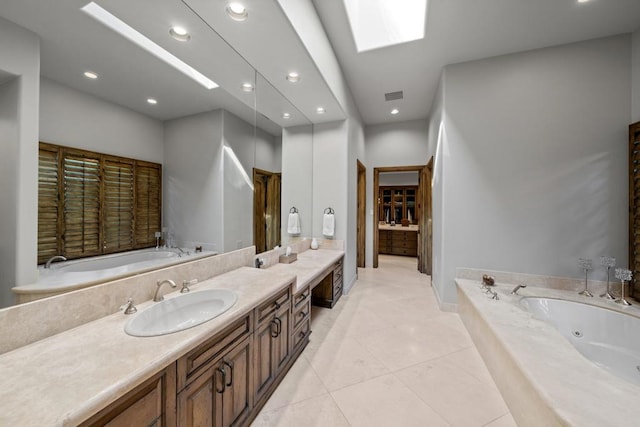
[[2, 0, 639, 131], [312, 0, 640, 125]]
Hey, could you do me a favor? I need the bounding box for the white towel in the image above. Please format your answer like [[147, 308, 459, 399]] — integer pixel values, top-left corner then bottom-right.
[[287, 212, 301, 234], [322, 213, 335, 237]]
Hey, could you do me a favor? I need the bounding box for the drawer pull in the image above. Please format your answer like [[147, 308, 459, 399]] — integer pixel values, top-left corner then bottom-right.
[[270, 317, 282, 338], [298, 310, 308, 318], [215, 367, 226, 394], [223, 360, 234, 387]]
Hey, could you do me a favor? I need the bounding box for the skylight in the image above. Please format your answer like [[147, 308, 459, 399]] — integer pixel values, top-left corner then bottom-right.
[[343, 0, 427, 52], [82, 2, 218, 90]]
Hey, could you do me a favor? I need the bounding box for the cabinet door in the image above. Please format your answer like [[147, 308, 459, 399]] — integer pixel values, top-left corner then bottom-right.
[[220, 338, 252, 427], [253, 318, 276, 403], [274, 306, 291, 373], [177, 365, 220, 427]]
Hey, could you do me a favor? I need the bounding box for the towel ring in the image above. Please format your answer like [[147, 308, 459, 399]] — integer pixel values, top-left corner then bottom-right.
[[324, 207, 335, 214], [289, 207, 298, 214]]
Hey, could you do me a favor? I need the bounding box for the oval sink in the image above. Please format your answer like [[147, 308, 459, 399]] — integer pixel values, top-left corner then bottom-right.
[[125, 289, 237, 337]]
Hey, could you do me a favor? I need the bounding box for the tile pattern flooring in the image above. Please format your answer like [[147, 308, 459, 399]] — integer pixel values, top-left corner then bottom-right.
[[252, 255, 517, 426]]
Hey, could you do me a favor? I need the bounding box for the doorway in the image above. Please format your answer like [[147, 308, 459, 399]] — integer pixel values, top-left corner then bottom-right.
[[357, 160, 366, 268], [253, 168, 281, 253], [373, 165, 430, 273]]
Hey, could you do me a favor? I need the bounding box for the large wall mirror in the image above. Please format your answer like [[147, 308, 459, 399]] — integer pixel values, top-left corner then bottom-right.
[[0, 0, 311, 307]]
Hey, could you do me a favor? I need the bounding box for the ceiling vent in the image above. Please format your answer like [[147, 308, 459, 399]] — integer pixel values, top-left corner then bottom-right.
[[384, 91, 403, 101]]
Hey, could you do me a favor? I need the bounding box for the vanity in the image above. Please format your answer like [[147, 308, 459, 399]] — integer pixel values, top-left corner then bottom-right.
[[378, 224, 418, 257], [0, 244, 344, 426]]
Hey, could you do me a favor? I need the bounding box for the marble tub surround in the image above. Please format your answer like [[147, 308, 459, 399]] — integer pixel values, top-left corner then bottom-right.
[[456, 267, 624, 299], [456, 278, 640, 427], [0, 246, 256, 355], [0, 267, 297, 426]]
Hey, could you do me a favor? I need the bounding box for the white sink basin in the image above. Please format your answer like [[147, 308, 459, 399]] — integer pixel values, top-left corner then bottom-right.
[[125, 289, 237, 337]]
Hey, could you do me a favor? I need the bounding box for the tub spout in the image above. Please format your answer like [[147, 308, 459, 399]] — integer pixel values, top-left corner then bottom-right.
[[153, 279, 177, 302], [511, 284, 527, 295], [45, 255, 67, 269]]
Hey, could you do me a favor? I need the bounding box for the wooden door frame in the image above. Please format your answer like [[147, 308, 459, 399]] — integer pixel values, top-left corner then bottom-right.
[[357, 160, 366, 268], [373, 165, 426, 268]]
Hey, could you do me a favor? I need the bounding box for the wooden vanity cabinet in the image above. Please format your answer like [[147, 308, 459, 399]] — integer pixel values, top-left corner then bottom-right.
[[253, 287, 292, 405], [311, 258, 343, 308], [176, 315, 253, 427], [291, 285, 311, 352], [378, 229, 417, 257], [80, 365, 177, 427]]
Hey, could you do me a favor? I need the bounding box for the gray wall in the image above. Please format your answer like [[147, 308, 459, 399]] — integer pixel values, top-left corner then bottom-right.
[[434, 35, 631, 307], [379, 172, 419, 186], [0, 17, 40, 307], [40, 78, 164, 163], [364, 119, 429, 267]]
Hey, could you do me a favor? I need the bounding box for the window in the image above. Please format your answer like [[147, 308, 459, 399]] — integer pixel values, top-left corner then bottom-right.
[[37, 142, 162, 264]]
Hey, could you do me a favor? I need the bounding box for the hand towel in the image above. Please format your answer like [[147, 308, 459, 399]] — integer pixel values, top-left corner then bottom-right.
[[322, 213, 335, 237], [287, 212, 301, 234]]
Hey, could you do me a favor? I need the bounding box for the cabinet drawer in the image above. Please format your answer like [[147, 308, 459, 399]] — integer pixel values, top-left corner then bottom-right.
[[390, 247, 417, 256], [293, 286, 310, 309], [292, 299, 311, 330], [292, 319, 311, 349], [255, 287, 291, 327], [393, 239, 417, 249], [177, 314, 252, 391]]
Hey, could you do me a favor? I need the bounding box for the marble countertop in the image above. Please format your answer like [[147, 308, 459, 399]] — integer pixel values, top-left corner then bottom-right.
[[266, 248, 345, 294], [0, 267, 296, 426], [378, 224, 418, 231], [456, 278, 640, 426]]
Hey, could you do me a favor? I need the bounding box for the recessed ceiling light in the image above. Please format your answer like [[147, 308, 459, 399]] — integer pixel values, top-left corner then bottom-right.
[[169, 26, 191, 42], [147, 98, 158, 105], [391, 108, 399, 115], [286, 72, 300, 83], [84, 71, 98, 79], [316, 107, 326, 114], [283, 113, 291, 119], [241, 82, 254, 92], [82, 2, 218, 90], [227, 3, 248, 21]]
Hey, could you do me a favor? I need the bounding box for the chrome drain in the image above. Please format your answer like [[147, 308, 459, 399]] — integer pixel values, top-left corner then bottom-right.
[[572, 330, 583, 338]]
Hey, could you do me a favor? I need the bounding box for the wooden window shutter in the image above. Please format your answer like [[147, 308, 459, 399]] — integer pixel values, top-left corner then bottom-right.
[[103, 156, 135, 252], [62, 149, 102, 258], [135, 161, 161, 248], [38, 144, 61, 264]]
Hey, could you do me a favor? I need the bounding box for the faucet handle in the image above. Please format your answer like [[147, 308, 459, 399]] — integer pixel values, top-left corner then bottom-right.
[[120, 298, 137, 315], [181, 279, 198, 293]]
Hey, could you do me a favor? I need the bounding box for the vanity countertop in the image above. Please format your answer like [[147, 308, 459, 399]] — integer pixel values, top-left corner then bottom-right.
[[0, 267, 296, 426], [266, 248, 345, 294], [378, 224, 418, 231]]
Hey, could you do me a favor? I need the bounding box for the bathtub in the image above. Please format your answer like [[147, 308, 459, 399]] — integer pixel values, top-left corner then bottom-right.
[[456, 278, 640, 427], [13, 248, 216, 303], [520, 297, 640, 387]]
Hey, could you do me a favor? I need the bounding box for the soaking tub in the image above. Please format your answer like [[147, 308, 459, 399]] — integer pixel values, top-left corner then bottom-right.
[[12, 248, 216, 303], [456, 277, 640, 427]]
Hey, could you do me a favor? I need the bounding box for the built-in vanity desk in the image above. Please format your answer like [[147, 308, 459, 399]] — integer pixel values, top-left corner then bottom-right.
[[0, 247, 344, 426]]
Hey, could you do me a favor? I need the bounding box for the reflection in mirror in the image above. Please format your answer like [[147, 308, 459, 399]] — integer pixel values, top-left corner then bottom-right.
[[0, 0, 306, 306]]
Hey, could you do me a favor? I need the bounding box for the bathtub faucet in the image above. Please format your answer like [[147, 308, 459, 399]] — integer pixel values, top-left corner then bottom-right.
[[153, 279, 177, 302], [511, 284, 527, 295], [45, 255, 67, 269]]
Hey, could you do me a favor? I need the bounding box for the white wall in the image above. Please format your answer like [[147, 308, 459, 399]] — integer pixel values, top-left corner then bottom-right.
[[379, 172, 419, 186], [40, 78, 163, 163], [435, 35, 630, 307], [633, 27, 640, 123], [280, 125, 314, 246], [0, 17, 40, 306], [163, 111, 224, 253], [0, 77, 19, 307], [364, 119, 429, 266]]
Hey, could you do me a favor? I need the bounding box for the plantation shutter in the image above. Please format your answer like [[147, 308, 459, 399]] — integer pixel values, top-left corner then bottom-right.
[[135, 162, 161, 248], [63, 150, 101, 258], [103, 157, 134, 252], [38, 144, 61, 264]]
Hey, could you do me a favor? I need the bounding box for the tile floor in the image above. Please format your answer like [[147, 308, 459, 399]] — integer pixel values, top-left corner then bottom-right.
[[252, 255, 517, 427]]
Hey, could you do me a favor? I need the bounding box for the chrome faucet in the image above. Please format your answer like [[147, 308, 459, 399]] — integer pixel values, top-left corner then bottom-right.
[[153, 279, 177, 302], [45, 255, 67, 269], [511, 284, 527, 295]]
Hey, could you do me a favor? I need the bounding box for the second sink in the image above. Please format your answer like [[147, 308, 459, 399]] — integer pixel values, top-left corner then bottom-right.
[[125, 289, 238, 337]]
